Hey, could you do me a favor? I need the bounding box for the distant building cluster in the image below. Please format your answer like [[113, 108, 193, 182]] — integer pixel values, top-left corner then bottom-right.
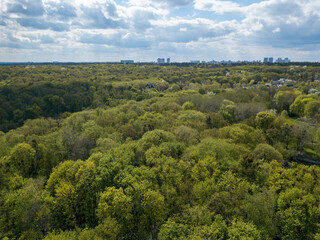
[[264, 57, 273, 63], [264, 57, 290, 63], [120, 60, 134, 64], [119, 57, 291, 64], [275, 58, 291, 63], [157, 58, 170, 64], [191, 60, 262, 64]]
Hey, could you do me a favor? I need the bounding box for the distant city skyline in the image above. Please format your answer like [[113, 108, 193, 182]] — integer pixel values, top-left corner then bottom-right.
[[1, 0, 320, 62]]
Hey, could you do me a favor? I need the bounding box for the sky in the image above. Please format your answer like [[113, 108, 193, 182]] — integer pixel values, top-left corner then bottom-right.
[[1, 0, 320, 62]]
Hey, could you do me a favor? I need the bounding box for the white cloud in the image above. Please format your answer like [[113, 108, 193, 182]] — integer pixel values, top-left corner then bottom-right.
[[272, 27, 280, 33], [194, 0, 243, 14], [0, 0, 320, 61]]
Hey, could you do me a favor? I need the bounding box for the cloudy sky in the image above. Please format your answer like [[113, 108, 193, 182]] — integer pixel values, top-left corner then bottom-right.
[[1, 0, 320, 62]]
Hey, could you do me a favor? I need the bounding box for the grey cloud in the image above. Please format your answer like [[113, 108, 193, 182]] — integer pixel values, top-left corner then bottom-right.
[[7, 0, 45, 16], [22, 34, 56, 44], [132, 10, 158, 30], [80, 6, 127, 29], [0, 18, 6, 26], [47, 3, 77, 20], [257, 1, 302, 17], [40, 35, 55, 44], [15, 18, 69, 31], [0, 32, 38, 49], [153, 0, 194, 7], [106, 1, 118, 18], [240, 1, 320, 49]]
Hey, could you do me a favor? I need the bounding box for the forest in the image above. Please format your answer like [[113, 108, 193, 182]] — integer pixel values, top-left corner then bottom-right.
[[1, 63, 320, 239]]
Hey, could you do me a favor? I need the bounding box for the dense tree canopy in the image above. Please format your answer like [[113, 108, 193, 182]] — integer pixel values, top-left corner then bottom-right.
[[1, 63, 320, 239]]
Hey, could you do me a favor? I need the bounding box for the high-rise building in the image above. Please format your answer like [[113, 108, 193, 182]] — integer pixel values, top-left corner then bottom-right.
[[157, 58, 165, 64], [275, 58, 290, 63], [120, 60, 134, 64], [167, 58, 170, 64], [263, 58, 268, 63], [268, 57, 274, 63]]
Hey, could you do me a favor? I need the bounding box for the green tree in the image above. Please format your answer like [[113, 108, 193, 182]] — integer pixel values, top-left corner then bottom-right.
[[206, 112, 227, 129], [255, 112, 276, 131], [177, 110, 206, 130], [182, 101, 196, 110], [97, 187, 133, 236], [141, 190, 167, 239], [173, 125, 199, 145], [277, 187, 320, 240], [49, 181, 78, 229], [274, 91, 298, 112], [218, 100, 236, 123], [9, 143, 36, 177], [43, 230, 78, 240], [75, 160, 98, 227], [228, 219, 262, 240], [0, 178, 51, 240], [158, 220, 188, 240], [240, 189, 277, 239], [249, 144, 283, 163], [78, 217, 121, 240], [289, 95, 317, 117], [304, 100, 320, 117]]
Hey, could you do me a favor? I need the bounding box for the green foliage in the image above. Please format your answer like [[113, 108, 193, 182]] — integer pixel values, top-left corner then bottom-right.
[[182, 101, 196, 110], [289, 94, 318, 117], [239, 188, 277, 239], [1, 64, 320, 240], [218, 124, 265, 148], [177, 110, 206, 130], [173, 125, 199, 145], [277, 187, 320, 239], [142, 190, 167, 223], [206, 112, 227, 129], [218, 100, 236, 123], [255, 112, 276, 130], [78, 218, 121, 240], [186, 219, 228, 240], [185, 138, 248, 169], [158, 220, 188, 240], [9, 143, 36, 177], [250, 144, 283, 163], [274, 91, 298, 112], [98, 187, 133, 225], [141, 190, 167, 238], [138, 129, 175, 151], [43, 230, 78, 240], [0, 178, 50, 240], [304, 100, 320, 117], [50, 181, 78, 229], [228, 219, 262, 240], [45, 160, 98, 229]]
